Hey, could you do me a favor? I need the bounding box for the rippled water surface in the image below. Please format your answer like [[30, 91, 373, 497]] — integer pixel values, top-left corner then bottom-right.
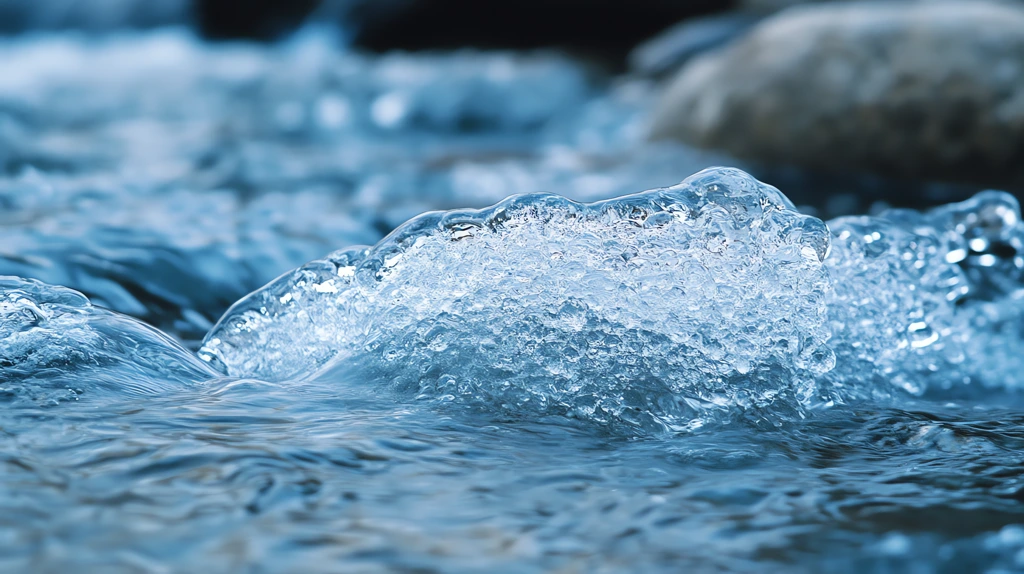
[[7, 384, 1024, 573], [4, 29, 1024, 573]]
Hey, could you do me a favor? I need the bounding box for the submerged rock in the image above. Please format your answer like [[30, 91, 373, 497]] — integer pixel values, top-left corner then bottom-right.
[[650, 1, 1024, 188], [0, 277, 216, 404]]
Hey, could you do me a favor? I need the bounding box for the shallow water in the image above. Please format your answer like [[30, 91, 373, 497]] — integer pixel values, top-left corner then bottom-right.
[[6, 381, 1024, 573], [3, 29, 1024, 574]]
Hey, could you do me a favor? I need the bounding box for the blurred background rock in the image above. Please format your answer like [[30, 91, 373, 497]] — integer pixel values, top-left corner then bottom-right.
[[650, 1, 1024, 192]]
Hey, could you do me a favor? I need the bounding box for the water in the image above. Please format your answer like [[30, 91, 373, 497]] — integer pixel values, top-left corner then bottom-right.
[[3, 29, 1024, 573], [5, 380, 1024, 572], [0, 29, 734, 344]]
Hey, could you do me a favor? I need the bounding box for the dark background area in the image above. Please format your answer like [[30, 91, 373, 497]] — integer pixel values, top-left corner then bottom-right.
[[1, 0, 737, 61]]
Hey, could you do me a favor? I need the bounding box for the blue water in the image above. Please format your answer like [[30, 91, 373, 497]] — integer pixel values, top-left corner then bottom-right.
[[6, 384, 1024, 572], [4, 29, 1024, 573]]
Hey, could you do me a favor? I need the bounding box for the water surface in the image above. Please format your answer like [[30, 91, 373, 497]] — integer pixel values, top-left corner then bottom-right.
[[2, 28, 1024, 574]]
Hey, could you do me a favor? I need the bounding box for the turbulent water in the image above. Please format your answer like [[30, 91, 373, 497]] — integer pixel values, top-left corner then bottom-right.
[[4, 29, 1024, 574]]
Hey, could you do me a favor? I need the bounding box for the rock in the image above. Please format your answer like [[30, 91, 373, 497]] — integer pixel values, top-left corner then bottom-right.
[[649, 1, 1024, 189]]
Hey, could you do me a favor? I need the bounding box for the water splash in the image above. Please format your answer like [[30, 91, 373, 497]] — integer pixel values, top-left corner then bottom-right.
[[200, 167, 834, 431], [201, 168, 1024, 431], [826, 191, 1024, 397], [0, 277, 216, 404]]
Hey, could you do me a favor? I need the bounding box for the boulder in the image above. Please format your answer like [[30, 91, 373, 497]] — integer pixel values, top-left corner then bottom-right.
[[649, 1, 1024, 188]]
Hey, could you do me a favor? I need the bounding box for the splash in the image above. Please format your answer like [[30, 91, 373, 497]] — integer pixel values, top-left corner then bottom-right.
[[826, 191, 1024, 397], [201, 167, 834, 431], [200, 167, 1024, 430], [0, 277, 215, 404]]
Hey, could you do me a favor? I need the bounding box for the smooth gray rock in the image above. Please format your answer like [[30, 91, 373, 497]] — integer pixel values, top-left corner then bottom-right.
[[650, 1, 1024, 187]]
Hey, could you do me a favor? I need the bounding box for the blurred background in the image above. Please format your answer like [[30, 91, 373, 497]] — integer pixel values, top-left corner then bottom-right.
[[2, 0, 1022, 343]]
